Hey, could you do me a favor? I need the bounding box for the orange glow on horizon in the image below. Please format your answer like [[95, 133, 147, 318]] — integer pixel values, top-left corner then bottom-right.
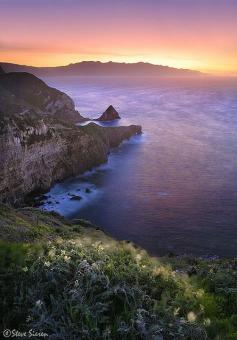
[[1, 1, 237, 76], [1, 51, 236, 76]]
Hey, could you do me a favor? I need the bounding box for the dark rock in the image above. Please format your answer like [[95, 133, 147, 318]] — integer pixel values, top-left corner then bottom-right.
[[85, 188, 92, 193], [0, 66, 5, 74], [168, 251, 176, 258], [38, 194, 48, 201], [34, 201, 44, 207], [70, 195, 82, 201], [96, 105, 120, 121], [187, 266, 197, 276], [72, 219, 95, 228]]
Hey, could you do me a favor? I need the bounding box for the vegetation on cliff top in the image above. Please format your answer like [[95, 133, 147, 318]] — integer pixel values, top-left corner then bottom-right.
[[0, 205, 237, 339]]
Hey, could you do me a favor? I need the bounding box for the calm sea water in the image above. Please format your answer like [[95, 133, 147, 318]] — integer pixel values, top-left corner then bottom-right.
[[42, 76, 237, 257]]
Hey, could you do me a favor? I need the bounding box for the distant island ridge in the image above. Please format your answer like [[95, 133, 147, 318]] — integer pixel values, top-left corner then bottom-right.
[[0, 61, 203, 77]]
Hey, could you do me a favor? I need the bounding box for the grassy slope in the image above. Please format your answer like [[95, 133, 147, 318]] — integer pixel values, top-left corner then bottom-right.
[[0, 205, 237, 339]]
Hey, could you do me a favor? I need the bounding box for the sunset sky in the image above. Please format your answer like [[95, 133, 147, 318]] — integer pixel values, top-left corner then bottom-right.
[[1, 0, 237, 75]]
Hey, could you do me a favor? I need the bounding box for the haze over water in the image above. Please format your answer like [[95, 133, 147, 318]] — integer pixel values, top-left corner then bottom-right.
[[43, 76, 237, 257]]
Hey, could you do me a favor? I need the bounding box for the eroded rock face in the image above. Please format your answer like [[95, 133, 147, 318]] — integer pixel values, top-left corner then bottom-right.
[[0, 72, 142, 204], [0, 122, 141, 204], [96, 105, 121, 121]]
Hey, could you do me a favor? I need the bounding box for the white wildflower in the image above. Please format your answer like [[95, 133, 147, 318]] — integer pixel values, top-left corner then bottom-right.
[[35, 300, 43, 307], [173, 307, 180, 316], [64, 255, 71, 262], [204, 318, 211, 326], [187, 311, 196, 322], [136, 254, 142, 261], [92, 262, 99, 269], [44, 261, 50, 267], [81, 260, 88, 265], [48, 249, 55, 258]]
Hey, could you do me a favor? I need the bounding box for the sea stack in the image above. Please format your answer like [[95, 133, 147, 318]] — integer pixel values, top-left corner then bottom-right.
[[97, 105, 121, 121]]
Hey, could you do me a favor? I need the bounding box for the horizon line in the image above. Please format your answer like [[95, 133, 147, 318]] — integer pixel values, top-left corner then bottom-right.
[[2, 59, 237, 76], [0, 59, 207, 73]]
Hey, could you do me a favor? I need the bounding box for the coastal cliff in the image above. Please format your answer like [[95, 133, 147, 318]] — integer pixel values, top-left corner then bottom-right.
[[0, 71, 141, 204], [0, 70, 235, 340]]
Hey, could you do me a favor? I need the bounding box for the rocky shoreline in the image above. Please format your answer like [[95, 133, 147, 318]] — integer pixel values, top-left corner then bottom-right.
[[0, 69, 141, 205]]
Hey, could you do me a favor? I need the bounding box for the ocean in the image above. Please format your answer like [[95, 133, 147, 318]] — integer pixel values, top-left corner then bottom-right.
[[41, 75, 237, 257]]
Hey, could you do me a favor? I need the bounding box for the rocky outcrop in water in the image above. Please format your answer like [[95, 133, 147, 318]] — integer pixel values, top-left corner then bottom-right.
[[96, 105, 121, 121], [0, 72, 141, 204]]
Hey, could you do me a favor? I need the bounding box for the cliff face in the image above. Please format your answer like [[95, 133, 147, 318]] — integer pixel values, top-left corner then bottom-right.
[[0, 72, 141, 204], [0, 121, 141, 204]]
